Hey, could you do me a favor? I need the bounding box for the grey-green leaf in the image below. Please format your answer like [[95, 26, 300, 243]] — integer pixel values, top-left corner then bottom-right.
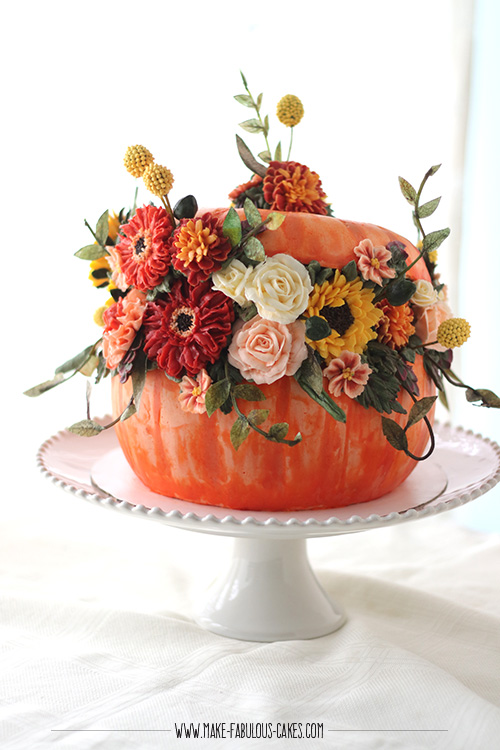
[[265, 212, 286, 231], [95, 209, 109, 246], [243, 236, 266, 262], [258, 150, 271, 164], [239, 118, 264, 134], [417, 197, 441, 219], [269, 422, 289, 441], [243, 198, 263, 228], [296, 347, 324, 396], [385, 278, 417, 306], [55, 344, 95, 375], [406, 395, 437, 430], [74, 244, 109, 260], [230, 417, 251, 450], [67, 419, 104, 437], [233, 383, 266, 402], [234, 94, 254, 107], [131, 352, 148, 413], [23, 373, 66, 397], [381, 417, 408, 451], [398, 176, 417, 205], [274, 141, 282, 161], [466, 388, 500, 408], [120, 403, 137, 421], [247, 409, 269, 427], [423, 228, 451, 253], [205, 379, 231, 417], [222, 207, 242, 248]]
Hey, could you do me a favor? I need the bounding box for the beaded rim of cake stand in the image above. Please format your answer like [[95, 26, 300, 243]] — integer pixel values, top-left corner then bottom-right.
[[37, 422, 500, 531]]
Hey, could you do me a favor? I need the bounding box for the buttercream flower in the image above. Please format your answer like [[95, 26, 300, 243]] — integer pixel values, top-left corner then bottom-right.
[[89, 256, 112, 289], [228, 316, 307, 385], [304, 271, 383, 362], [212, 258, 254, 306], [437, 317, 471, 349], [114, 205, 173, 291], [411, 279, 438, 307], [102, 289, 148, 369], [263, 161, 329, 215], [244, 253, 313, 324], [143, 163, 174, 197], [353, 239, 396, 285], [323, 351, 372, 399], [178, 369, 212, 414], [106, 244, 129, 292], [376, 300, 415, 350], [143, 279, 234, 378], [413, 299, 453, 350], [228, 174, 263, 201], [170, 213, 232, 286], [124, 145, 154, 178], [276, 95, 304, 127], [94, 297, 115, 327]]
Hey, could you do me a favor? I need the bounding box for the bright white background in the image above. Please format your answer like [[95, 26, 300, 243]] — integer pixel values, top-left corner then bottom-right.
[[2, 0, 499, 523]]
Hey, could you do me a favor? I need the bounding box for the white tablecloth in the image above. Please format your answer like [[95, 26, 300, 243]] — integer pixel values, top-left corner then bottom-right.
[[2, 432, 500, 750]]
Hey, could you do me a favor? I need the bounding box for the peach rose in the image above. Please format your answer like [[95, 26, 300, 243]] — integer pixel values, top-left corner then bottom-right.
[[228, 315, 307, 385], [413, 300, 453, 350]]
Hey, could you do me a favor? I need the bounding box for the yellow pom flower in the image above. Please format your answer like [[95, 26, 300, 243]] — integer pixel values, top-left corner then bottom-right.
[[437, 317, 471, 348], [428, 249, 438, 264], [276, 95, 304, 127], [94, 297, 114, 327], [124, 145, 154, 178], [143, 163, 175, 197]]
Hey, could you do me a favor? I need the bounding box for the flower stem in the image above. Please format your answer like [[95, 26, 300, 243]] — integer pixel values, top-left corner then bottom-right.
[[399, 381, 436, 461], [287, 127, 294, 160]]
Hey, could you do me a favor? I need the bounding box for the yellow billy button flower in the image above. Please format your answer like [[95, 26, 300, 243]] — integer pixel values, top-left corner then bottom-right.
[[93, 297, 114, 327], [124, 145, 154, 178], [143, 163, 174, 198], [276, 95, 304, 127], [437, 317, 471, 349], [428, 249, 438, 264]]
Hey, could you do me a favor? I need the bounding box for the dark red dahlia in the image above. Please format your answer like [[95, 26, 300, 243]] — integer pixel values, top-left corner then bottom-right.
[[263, 160, 329, 215], [114, 204, 173, 291], [143, 279, 235, 377], [169, 212, 232, 286]]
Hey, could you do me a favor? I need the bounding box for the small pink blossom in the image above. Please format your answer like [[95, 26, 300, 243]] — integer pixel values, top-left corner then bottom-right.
[[323, 350, 372, 399], [102, 289, 147, 369], [353, 238, 396, 285], [228, 316, 307, 385], [178, 369, 212, 414], [413, 300, 453, 351]]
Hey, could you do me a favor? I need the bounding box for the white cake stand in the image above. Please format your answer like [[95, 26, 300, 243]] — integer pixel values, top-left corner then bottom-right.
[[38, 421, 500, 642]]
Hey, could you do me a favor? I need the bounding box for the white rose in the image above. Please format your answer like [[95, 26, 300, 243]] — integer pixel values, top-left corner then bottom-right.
[[244, 253, 313, 324], [412, 279, 438, 307], [212, 259, 254, 306]]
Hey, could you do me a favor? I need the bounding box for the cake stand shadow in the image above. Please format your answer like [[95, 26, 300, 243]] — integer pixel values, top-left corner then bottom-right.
[[38, 421, 500, 642]]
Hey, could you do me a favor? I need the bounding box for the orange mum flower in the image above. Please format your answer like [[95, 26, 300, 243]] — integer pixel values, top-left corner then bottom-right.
[[376, 300, 415, 350], [263, 160, 328, 215], [228, 174, 263, 201], [170, 212, 232, 286]]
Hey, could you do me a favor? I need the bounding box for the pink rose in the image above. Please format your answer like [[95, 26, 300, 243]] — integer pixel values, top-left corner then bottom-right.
[[228, 316, 307, 385], [413, 300, 453, 350]]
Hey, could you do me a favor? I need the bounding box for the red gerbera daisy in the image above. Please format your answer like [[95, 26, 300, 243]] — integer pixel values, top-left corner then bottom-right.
[[143, 279, 235, 377], [114, 205, 173, 291], [263, 160, 329, 215], [169, 212, 232, 286]]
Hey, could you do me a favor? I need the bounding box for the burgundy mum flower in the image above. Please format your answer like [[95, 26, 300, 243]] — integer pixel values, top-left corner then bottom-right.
[[169, 212, 232, 286], [114, 205, 173, 291], [143, 279, 235, 377], [263, 161, 329, 215]]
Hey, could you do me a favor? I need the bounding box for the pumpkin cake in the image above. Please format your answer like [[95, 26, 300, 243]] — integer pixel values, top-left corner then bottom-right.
[[28, 78, 495, 512]]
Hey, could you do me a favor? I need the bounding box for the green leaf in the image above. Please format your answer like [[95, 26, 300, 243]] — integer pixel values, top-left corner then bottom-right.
[[427, 164, 441, 176], [79, 354, 99, 377], [406, 395, 437, 430], [205, 378, 231, 417], [341, 260, 358, 282], [235, 135, 268, 178], [237, 301, 258, 322], [274, 141, 282, 161], [243, 236, 266, 262], [256, 93, 263, 110], [23, 373, 66, 397], [56, 344, 95, 375], [306, 260, 321, 285], [385, 278, 417, 306], [381, 417, 408, 451], [398, 177, 417, 205], [240, 70, 248, 87], [465, 388, 500, 408], [131, 351, 148, 413], [222, 207, 242, 247], [67, 419, 104, 437], [297, 379, 346, 422], [243, 198, 262, 228], [230, 417, 251, 450], [438, 388, 449, 410], [316, 267, 334, 285], [120, 402, 137, 421], [305, 316, 331, 341], [417, 197, 441, 219], [423, 228, 451, 252], [233, 383, 266, 402], [234, 94, 254, 107], [269, 422, 289, 441], [265, 212, 286, 231], [295, 347, 323, 396], [247, 409, 269, 427], [74, 244, 109, 260], [263, 114, 269, 134], [95, 210, 109, 246], [258, 150, 271, 164], [239, 118, 264, 134]]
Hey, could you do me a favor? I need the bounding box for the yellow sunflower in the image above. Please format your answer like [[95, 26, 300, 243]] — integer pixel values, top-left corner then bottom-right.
[[89, 256, 112, 288], [304, 270, 383, 362]]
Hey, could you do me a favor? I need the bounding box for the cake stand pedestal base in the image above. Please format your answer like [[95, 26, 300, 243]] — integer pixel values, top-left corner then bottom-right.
[[197, 537, 345, 642]]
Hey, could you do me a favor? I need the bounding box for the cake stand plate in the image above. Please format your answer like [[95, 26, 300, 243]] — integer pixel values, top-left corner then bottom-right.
[[38, 422, 500, 642]]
